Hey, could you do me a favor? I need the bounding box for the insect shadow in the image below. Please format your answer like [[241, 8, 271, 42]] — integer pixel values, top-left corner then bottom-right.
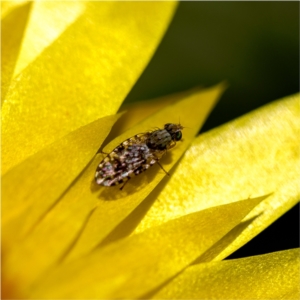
[[90, 152, 174, 201]]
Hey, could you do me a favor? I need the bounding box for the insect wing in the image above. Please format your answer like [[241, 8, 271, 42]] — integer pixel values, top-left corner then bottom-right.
[[95, 132, 154, 187], [113, 132, 150, 150]]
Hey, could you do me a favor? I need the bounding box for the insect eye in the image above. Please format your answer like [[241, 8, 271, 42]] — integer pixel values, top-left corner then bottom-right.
[[175, 131, 182, 141]]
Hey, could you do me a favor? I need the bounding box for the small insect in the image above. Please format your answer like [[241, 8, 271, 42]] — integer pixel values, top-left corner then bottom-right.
[[95, 123, 184, 190]]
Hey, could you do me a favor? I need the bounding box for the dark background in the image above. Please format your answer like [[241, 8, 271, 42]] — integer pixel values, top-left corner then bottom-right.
[[123, 2, 299, 259]]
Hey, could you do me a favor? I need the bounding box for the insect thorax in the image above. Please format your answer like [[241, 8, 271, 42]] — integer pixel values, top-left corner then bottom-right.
[[146, 123, 183, 151], [146, 129, 172, 151]]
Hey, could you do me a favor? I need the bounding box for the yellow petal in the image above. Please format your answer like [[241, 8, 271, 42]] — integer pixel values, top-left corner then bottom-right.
[[153, 248, 300, 299], [115, 87, 201, 138], [135, 94, 299, 259], [13, 1, 85, 78], [2, 1, 177, 174], [2, 113, 122, 248], [1, 2, 31, 101], [1, 1, 28, 19], [28, 197, 264, 299], [2, 84, 224, 296], [100, 88, 199, 147], [65, 83, 225, 262]]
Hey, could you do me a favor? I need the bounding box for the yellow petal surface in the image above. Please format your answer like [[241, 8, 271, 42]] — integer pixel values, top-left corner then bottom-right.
[[153, 248, 300, 299], [135, 94, 299, 259], [2, 84, 224, 297], [2, 1, 177, 174], [1, 2, 31, 101], [1, 0, 28, 19], [13, 1, 85, 78], [29, 197, 264, 299], [2, 113, 122, 248]]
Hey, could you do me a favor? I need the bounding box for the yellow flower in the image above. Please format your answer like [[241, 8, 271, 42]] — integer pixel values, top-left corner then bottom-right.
[[2, 2, 299, 299]]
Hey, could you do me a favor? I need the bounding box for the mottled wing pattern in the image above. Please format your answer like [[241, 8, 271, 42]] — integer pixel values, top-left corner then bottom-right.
[[95, 133, 162, 189]]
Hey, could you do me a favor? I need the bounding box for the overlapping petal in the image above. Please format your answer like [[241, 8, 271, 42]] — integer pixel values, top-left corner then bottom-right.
[[29, 197, 264, 299], [2, 84, 224, 298], [153, 248, 300, 299], [2, 113, 123, 248], [2, 2, 299, 299], [134, 94, 299, 260], [2, 1, 31, 101], [2, 1, 177, 174]]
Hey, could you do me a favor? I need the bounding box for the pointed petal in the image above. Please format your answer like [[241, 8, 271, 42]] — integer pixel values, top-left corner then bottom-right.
[[153, 248, 300, 299], [29, 197, 264, 299], [2, 84, 224, 295], [135, 94, 299, 260], [116, 87, 201, 138], [1, 2, 31, 101], [13, 1, 85, 77], [2, 2, 177, 174], [2, 113, 123, 247], [64, 83, 226, 262]]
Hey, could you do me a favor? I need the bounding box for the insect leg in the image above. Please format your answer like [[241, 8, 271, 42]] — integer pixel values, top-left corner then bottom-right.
[[120, 176, 131, 190], [166, 140, 176, 150], [150, 152, 170, 176], [156, 161, 170, 176], [99, 150, 109, 155]]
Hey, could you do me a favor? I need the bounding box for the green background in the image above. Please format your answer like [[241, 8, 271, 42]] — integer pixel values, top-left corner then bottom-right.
[[125, 2, 298, 132]]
